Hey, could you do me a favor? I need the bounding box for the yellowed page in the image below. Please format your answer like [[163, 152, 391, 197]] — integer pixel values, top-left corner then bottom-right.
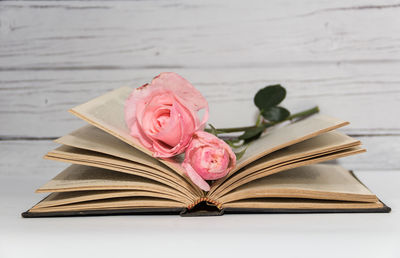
[[219, 164, 377, 204], [223, 199, 384, 210], [44, 145, 198, 198], [55, 124, 172, 174], [29, 197, 183, 213], [211, 147, 366, 199], [36, 164, 194, 203], [234, 114, 349, 172], [209, 130, 360, 194], [35, 190, 190, 208]]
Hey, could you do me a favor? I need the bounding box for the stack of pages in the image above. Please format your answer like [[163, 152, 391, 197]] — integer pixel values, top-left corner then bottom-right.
[[22, 87, 390, 217]]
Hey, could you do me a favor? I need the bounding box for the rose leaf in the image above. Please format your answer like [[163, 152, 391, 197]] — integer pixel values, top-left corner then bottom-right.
[[254, 84, 286, 111], [234, 147, 248, 160], [261, 106, 290, 122], [238, 126, 264, 141]]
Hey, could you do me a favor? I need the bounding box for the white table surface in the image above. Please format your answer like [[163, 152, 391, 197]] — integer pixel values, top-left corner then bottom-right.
[[1, 170, 398, 258]]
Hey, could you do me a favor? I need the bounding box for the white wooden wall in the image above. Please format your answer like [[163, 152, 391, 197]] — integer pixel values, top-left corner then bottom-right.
[[1, 0, 400, 176]]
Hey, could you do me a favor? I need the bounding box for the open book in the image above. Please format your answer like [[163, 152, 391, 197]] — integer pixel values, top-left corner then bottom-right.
[[22, 87, 390, 217]]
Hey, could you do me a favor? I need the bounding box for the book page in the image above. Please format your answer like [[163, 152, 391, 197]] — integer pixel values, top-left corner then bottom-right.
[[235, 114, 349, 172], [55, 124, 172, 174], [223, 199, 384, 210], [209, 130, 360, 194], [44, 146, 198, 199], [36, 164, 194, 204], [48, 145, 172, 177], [237, 131, 359, 177], [210, 147, 365, 199], [29, 197, 184, 213], [218, 164, 377, 204], [35, 190, 189, 209]]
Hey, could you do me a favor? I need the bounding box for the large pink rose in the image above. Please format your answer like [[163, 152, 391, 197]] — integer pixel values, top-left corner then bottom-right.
[[125, 72, 209, 158], [182, 131, 236, 191]]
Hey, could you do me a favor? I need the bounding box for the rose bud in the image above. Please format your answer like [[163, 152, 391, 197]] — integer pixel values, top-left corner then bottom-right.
[[125, 72, 209, 158], [182, 131, 236, 191]]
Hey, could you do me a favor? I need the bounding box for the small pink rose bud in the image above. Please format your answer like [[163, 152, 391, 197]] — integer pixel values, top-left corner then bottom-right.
[[182, 131, 236, 191]]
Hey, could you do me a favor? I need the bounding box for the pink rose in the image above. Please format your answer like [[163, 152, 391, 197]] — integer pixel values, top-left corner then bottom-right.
[[125, 72, 209, 158], [182, 131, 236, 191]]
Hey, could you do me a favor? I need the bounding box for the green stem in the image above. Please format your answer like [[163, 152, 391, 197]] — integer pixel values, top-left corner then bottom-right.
[[255, 112, 262, 126], [287, 106, 319, 120], [205, 106, 319, 134]]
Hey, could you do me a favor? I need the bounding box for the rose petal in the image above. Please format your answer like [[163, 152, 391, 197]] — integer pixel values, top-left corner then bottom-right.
[[151, 107, 181, 147], [130, 121, 153, 149], [182, 162, 210, 191], [152, 99, 188, 147], [136, 91, 173, 134], [151, 99, 196, 157], [151, 73, 209, 130], [151, 73, 207, 112]]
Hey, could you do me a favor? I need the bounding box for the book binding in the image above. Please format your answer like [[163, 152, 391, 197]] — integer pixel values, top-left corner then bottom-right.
[[22, 200, 390, 218]]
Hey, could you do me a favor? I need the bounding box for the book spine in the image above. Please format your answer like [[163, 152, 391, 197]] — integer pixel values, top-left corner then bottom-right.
[[187, 197, 222, 210]]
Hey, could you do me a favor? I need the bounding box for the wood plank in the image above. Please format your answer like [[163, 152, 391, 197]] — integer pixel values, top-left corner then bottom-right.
[[1, 1, 400, 68], [1, 66, 400, 137], [1, 135, 399, 177], [0, 140, 67, 178], [337, 135, 400, 170], [1, 1, 400, 137]]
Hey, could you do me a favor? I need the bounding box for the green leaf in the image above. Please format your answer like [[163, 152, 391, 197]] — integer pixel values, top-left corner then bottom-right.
[[254, 84, 286, 111], [234, 147, 248, 160], [261, 106, 290, 122], [238, 126, 264, 141]]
